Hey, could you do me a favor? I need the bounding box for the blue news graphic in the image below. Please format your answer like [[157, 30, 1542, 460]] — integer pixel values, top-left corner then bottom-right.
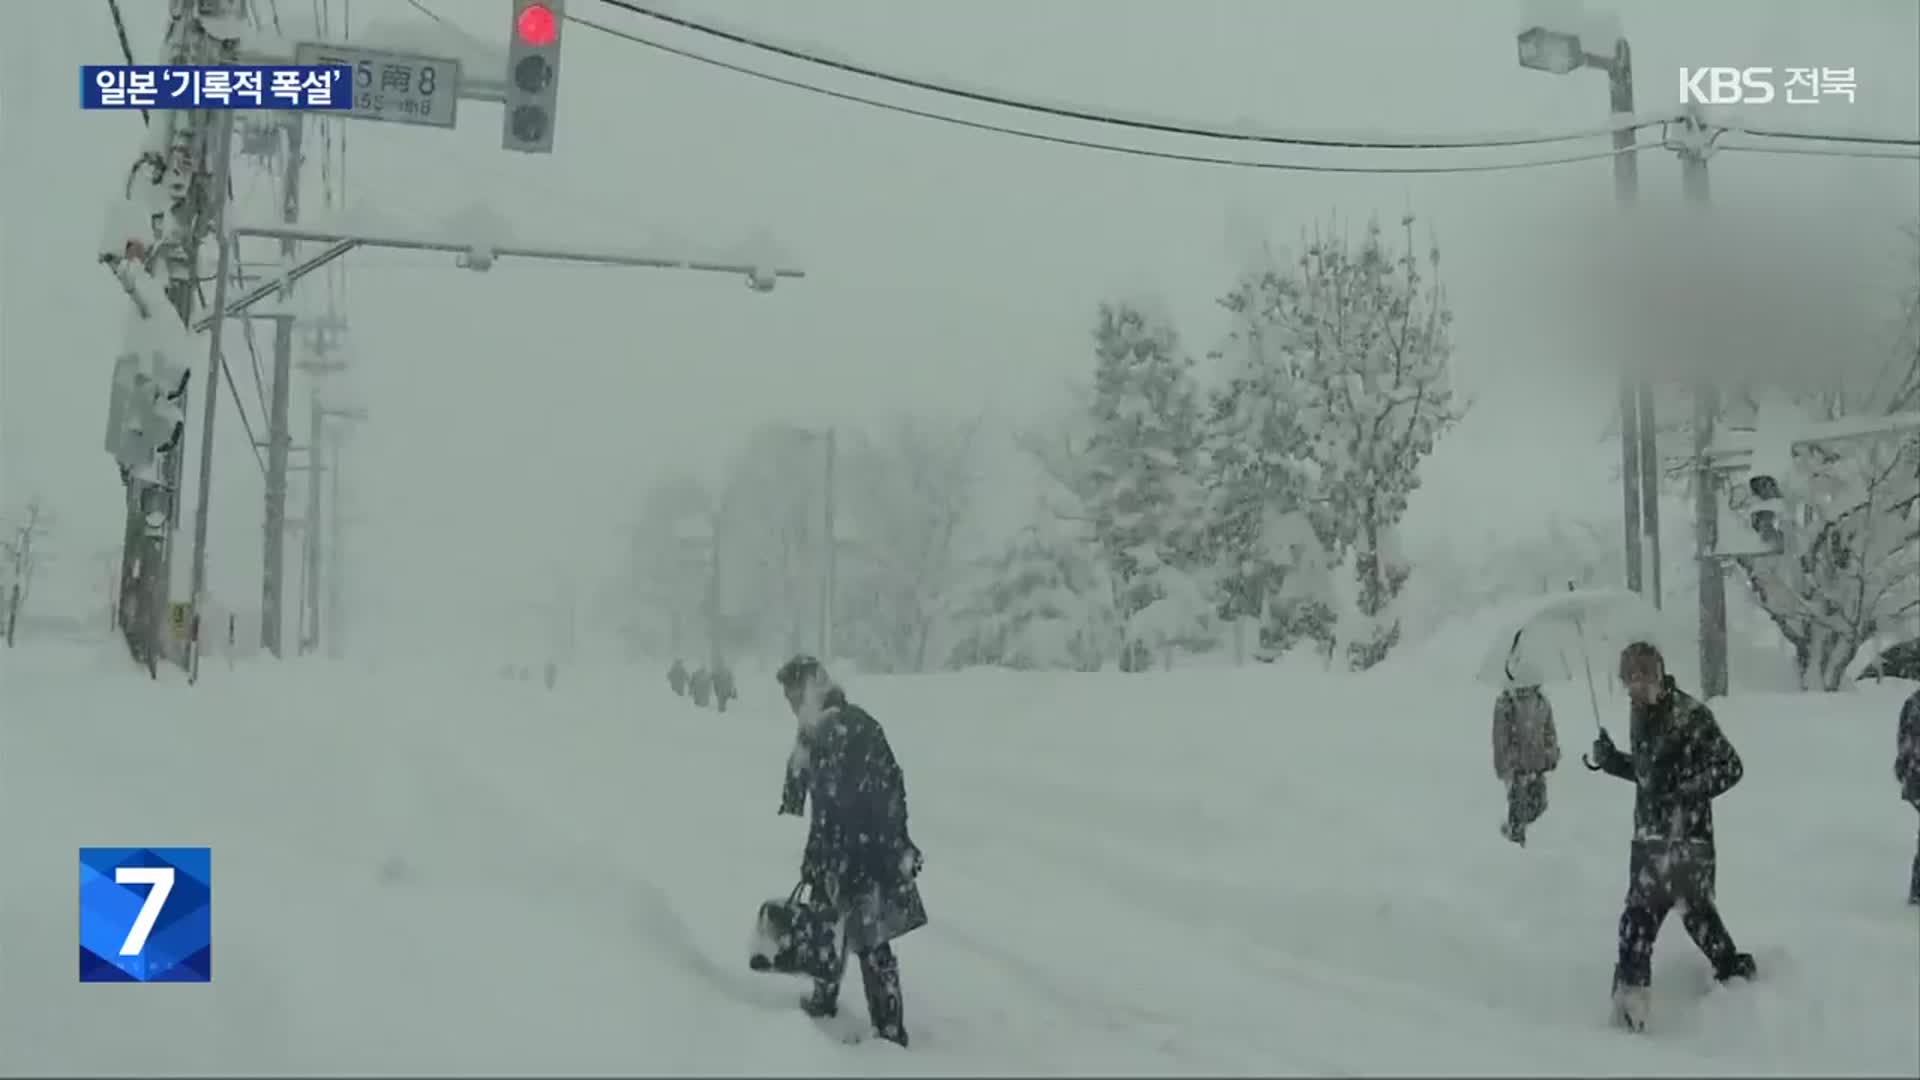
[[80, 65, 351, 112], [79, 847, 212, 983]]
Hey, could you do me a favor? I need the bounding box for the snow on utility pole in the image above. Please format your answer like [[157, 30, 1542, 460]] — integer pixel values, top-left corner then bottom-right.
[[260, 113, 304, 658], [1676, 107, 1729, 699], [98, 0, 243, 674]]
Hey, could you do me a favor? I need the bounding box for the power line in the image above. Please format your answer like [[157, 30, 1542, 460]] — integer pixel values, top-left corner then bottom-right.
[[597, 1, 1920, 157], [566, 13, 1652, 175], [399, 0, 448, 26], [593, 0, 1674, 152], [191, 282, 269, 478], [1729, 124, 1920, 148], [1717, 143, 1920, 162], [104, 0, 150, 125]]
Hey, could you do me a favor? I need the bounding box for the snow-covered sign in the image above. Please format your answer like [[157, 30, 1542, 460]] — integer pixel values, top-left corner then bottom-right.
[[292, 42, 460, 129]]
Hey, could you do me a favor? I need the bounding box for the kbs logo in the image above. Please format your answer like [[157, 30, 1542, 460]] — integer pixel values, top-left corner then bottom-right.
[[78, 847, 212, 982], [1679, 67, 1857, 105]]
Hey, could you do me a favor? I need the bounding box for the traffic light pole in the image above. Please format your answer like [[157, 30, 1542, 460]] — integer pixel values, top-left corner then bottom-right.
[[225, 222, 807, 287]]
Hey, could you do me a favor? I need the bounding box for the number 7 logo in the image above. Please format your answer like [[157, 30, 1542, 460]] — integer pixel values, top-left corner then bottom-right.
[[115, 866, 174, 956]]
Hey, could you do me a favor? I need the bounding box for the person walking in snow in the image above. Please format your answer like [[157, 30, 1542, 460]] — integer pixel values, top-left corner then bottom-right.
[[688, 666, 711, 708], [775, 655, 926, 1047], [1491, 682, 1560, 846], [1896, 687, 1920, 905], [668, 659, 688, 697], [712, 659, 736, 713], [1586, 641, 1755, 1031]]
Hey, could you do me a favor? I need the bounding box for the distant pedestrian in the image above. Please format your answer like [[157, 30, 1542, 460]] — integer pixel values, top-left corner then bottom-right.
[[668, 659, 689, 697], [1491, 682, 1560, 846], [689, 666, 711, 708], [713, 660, 736, 713]]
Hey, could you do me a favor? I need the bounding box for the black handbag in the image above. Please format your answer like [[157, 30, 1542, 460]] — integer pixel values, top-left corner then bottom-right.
[[748, 882, 841, 981]]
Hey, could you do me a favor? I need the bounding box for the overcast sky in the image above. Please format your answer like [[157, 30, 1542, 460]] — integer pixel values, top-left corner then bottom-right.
[[3, 0, 1915, 659]]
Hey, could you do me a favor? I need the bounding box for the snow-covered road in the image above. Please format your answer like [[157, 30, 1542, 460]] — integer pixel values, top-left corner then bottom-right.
[[4, 639, 1915, 1075]]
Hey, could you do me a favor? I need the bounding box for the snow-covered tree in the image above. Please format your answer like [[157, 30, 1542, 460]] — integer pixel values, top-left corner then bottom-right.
[[1205, 266, 1333, 660], [947, 519, 1116, 671], [1735, 229, 1920, 689], [1226, 214, 1465, 669], [833, 415, 983, 672], [624, 472, 712, 657], [713, 424, 832, 658], [1643, 227, 1920, 690], [1079, 300, 1211, 670]]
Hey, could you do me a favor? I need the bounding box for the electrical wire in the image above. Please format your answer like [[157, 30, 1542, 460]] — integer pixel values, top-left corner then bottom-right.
[[399, 0, 447, 26], [565, 13, 1653, 175], [1730, 124, 1920, 148], [1716, 143, 1920, 162], [190, 284, 269, 478], [105, 0, 150, 126], [231, 253, 273, 422], [593, 0, 1672, 151]]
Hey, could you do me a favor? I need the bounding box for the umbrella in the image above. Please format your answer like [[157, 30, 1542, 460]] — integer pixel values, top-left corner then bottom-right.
[[1477, 587, 1670, 761]]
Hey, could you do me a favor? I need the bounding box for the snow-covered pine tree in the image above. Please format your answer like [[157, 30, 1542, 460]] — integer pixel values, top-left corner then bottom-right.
[[946, 521, 1115, 671], [1253, 214, 1465, 669], [1080, 300, 1210, 670], [1206, 267, 1334, 661]]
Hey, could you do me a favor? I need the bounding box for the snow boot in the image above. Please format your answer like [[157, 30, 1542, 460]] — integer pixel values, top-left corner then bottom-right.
[[800, 986, 838, 1019], [1714, 951, 1757, 983], [860, 946, 909, 1047], [1610, 982, 1650, 1032], [1498, 819, 1526, 847]]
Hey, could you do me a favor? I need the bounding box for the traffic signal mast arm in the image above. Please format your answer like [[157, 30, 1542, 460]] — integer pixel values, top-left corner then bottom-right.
[[1700, 409, 1920, 470]]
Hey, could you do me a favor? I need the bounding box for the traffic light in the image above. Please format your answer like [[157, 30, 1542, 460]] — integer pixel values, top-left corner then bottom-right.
[[502, 0, 564, 153], [1744, 472, 1787, 555]]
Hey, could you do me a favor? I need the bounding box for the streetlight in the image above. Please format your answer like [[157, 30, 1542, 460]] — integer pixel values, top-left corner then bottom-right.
[[1515, 13, 1663, 611]]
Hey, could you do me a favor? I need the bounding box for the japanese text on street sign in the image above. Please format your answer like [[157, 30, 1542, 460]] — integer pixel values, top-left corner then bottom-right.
[[82, 65, 349, 111], [292, 43, 460, 129]]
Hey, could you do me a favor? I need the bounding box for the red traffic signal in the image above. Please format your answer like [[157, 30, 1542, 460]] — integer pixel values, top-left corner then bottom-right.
[[515, 3, 559, 47]]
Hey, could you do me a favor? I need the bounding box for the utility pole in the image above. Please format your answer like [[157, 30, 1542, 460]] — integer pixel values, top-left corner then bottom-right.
[[187, 119, 238, 684], [1603, 38, 1649, 603], [327, 432, 346, 659], [101, 0, 241, 673], [303, 390, 326, 653], [296, 374, 356, 657], [1514, 22, 1662, 607], [1677, 108, 1728, 697], [260, 113, 304, 657]]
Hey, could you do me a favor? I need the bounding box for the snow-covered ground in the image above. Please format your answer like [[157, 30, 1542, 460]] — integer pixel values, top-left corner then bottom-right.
[[3, 637, 1915, 1076]]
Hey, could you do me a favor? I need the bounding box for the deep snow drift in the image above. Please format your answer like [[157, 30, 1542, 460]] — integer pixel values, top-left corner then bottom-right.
[[2, 637, 1915, 1076]]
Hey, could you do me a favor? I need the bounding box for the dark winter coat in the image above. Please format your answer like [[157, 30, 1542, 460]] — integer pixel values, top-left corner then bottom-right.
[[668, 661, 688, 696], [689, 668, 711, 707], [1897, 689, 1920, 807], [713, 665, 736, 709], [1591, 676, 1743, 852], [1493, 686, 1561, 780], [778, 689, 927, 953]]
